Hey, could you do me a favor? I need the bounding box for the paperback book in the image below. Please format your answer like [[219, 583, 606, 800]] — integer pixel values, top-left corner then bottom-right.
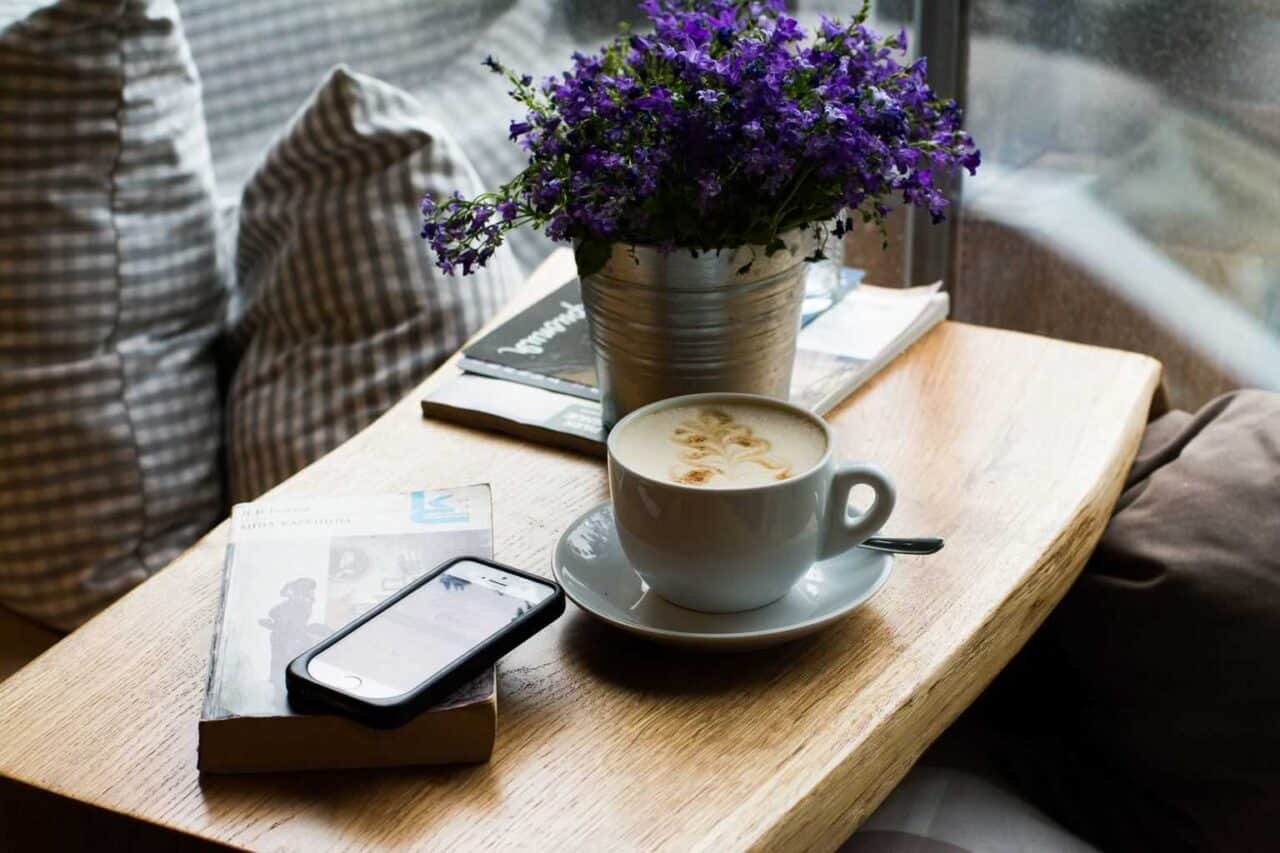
[[199, 486, 496, 773]]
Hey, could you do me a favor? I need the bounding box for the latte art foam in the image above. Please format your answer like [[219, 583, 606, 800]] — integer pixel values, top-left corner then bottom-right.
[[613, 403, 827, 488]]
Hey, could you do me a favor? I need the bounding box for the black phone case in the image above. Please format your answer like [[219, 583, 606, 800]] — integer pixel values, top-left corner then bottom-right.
[[285, 556, 564, 729]]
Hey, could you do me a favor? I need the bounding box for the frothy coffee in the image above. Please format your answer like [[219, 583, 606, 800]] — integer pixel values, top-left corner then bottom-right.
[[613, 402, 827, 488]]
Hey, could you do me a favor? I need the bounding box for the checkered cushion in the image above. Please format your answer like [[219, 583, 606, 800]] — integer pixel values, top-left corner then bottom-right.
[[226, 67, 519, 502], [0, 0, 224, 629], [180, 0, 640, 273]]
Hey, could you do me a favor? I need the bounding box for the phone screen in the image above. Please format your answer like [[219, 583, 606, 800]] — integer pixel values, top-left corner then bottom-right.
[[307, 560, 555, 699]]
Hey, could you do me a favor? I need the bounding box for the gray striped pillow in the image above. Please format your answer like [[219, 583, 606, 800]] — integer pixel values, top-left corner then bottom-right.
[[0, 0, 225, 629], [227, 67, 518, 502], [180, 0, 640, 273]]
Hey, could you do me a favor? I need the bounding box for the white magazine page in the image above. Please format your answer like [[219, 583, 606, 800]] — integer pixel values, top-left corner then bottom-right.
[[800, 282, 944, 361], [791, 284, 948, 413]]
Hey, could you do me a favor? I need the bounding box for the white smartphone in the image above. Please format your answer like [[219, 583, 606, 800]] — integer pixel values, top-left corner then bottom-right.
[[286, 557, 563, 727]]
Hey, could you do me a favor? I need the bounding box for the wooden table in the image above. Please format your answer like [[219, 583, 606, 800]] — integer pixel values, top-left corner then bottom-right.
[[0, 252, 1160, 851]]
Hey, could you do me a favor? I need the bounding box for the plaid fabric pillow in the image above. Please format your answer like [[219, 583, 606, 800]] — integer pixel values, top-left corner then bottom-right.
[[226, 67, 518, 502], [180, 0, 642, 274], [0, 0, 225, 629]]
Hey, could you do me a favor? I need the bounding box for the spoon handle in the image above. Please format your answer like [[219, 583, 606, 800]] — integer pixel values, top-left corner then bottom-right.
[[859, 536, 944, 555]]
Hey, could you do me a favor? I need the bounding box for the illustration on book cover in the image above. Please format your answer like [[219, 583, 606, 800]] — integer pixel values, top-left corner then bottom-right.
[[209, 487, 493, 717]]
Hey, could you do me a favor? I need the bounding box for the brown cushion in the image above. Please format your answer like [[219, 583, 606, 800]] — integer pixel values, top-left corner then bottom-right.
[[975, 390, 1280, 851]]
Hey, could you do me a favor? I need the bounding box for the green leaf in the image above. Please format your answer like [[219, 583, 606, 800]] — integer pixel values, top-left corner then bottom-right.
[[765, 237, 786, 256], [575, 240, 612, 278]]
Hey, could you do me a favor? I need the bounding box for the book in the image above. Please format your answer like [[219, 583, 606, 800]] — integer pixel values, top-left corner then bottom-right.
[[199, 486, 497, 773], [422, 275, 948, 455]]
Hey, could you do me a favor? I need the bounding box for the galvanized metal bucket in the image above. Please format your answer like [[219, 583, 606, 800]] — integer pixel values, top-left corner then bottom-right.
[[581, 228, 812, 429]]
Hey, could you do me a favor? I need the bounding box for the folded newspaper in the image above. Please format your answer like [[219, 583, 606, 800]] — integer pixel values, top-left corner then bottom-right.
[[422, 274, 948, 455]]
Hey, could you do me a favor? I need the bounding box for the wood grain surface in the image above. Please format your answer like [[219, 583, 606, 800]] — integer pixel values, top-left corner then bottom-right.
[[0, 251, 1160, 852]]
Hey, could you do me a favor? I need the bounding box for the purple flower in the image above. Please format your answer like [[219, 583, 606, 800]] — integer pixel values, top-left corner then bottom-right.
[[697, 173, 722, 209], [421, 0, 980, 276], [634, 86, 673, 113]]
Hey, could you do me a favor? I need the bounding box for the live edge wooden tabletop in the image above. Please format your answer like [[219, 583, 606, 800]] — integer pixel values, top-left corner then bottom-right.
[[0, 251, 1160, 852]]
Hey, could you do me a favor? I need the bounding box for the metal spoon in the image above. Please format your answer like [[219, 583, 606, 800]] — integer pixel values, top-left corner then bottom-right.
[[858, 536, 944, 555]]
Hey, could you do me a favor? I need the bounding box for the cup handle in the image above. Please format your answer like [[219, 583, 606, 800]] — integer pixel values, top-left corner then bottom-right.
[[820, 463, 897, 561]]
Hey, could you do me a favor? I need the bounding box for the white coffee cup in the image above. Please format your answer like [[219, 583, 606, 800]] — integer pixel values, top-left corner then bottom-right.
[[607, 392, 896, 612]]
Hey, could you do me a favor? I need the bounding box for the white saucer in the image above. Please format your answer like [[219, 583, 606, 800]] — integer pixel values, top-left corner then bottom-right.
[[551, 501, 893, 650]]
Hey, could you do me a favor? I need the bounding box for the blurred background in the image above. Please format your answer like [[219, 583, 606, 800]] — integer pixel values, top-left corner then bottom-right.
[[848, 0, 1280, 409], [182, 0, 1280, 410]]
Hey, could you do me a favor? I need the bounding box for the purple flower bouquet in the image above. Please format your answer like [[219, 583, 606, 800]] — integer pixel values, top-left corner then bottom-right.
[[421, 0, 979, 278]]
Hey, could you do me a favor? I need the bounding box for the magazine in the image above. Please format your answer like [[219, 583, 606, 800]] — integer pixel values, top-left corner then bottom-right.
[[423, 272, 948, 455], [199, 486, 497, 773], [459, 280, 599, 400]]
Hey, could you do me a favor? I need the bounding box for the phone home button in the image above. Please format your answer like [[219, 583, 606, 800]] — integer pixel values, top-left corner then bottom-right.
[[340, 674, 363, 691]]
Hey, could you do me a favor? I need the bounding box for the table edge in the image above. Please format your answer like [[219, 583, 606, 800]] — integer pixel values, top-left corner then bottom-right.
[[698, 355, 1163, 852]]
